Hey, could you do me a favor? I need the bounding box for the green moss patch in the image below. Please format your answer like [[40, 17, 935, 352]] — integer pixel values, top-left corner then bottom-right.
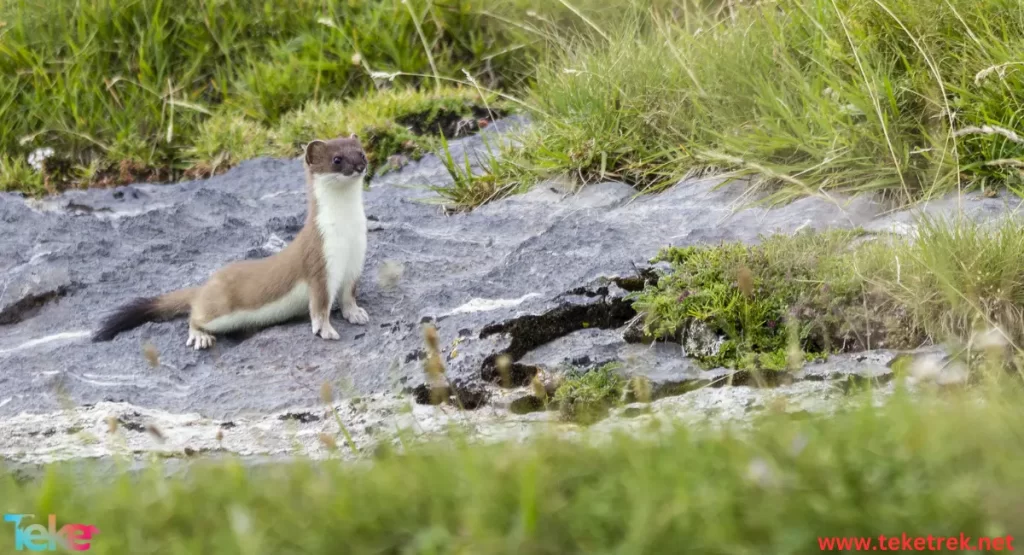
[[631, 230, 905, 370], [277, 87, 509, 180], [631, 217, 1024, 372], [183, 86, 510, 180], [553, 363, 627, 424]]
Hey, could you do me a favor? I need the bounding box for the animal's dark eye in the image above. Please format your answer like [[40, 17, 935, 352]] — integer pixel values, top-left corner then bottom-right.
[[332, 156, 342, 165]]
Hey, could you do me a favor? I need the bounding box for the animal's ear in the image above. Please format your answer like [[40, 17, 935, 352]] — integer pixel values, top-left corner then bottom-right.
[[304, 140, 327, 165], [349, 133, 359, 140]]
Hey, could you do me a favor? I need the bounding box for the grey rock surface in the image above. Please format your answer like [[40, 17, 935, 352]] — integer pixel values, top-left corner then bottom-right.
[[0, 115, 1017, 451]]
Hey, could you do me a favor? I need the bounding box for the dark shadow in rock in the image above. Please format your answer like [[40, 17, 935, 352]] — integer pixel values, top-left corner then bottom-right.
[[621, 316, 655, 344], [25, 428, 57, 438], [479, 283, 637, 387], [117, 412, 146, 433], [0, 285, 72, 325], [404, 349, 426, 363], [65, 201, 113, 215], [412, 380, 489, 410], [707, 369, 793, 388], [277, 412, 320, 424], [609, 267, 661, 293], [480, 360, 541, 388], [395, 105, 509, 139], [621, 406, 651, 418]]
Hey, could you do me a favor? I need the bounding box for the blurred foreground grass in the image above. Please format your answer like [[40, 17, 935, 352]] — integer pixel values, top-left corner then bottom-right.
[[1, 385, 1022, 554]]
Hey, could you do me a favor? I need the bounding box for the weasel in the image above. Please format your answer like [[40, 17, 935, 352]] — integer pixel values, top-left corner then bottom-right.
[[92, 134, 371, 349]]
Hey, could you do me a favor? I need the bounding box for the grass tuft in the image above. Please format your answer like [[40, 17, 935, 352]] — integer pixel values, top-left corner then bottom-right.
[[185, 114, 276, 179], [0, 155, 43, 195], [430, 131, 532, 210], [553, 363, 626, 424]]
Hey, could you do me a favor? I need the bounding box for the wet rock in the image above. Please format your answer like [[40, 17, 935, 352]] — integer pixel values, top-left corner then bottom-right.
[[517, 328, 623, 374], [793, 350, 896, 384], [616, 343, 726, 399]]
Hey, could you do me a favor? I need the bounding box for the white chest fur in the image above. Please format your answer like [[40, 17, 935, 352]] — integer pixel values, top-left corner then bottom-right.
[[312, 174, 368, 307]]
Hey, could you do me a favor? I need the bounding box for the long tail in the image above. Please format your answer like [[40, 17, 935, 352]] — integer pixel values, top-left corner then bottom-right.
[[92, 287, 198, 342]]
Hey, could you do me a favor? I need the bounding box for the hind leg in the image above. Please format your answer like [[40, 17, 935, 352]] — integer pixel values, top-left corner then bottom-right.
[[185, 286, 228, 350], [186, 323, 216, 350]]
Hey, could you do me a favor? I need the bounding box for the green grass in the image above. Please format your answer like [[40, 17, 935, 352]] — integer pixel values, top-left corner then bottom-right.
[[0, 0, 674, 194], [0, 0, 531, 192], [436, 0, 1024, 208], [2, 387, 1024, 554], [631, 229, 902, 370], [630, 216, 1024, 371], [7, 0, 1024, 204]]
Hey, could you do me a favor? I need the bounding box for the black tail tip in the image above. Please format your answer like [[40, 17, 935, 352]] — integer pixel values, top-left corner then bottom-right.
[[92, 297, 159, 342]]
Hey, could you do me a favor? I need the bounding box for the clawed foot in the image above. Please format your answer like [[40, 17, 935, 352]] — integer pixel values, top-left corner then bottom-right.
[[311, 315, 341, 340], [342, 304, 369, 325], [186, 328, 216, 350], [318, 324, 340, 340]]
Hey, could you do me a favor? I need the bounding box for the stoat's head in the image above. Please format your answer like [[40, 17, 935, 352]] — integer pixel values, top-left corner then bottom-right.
[[304, 134, 367, 185]]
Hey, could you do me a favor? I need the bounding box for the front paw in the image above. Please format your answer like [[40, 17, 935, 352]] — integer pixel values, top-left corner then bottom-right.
[[311, 316, 341, 340], [342, 305, 369, 325], [318, 325, 341, 340]]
